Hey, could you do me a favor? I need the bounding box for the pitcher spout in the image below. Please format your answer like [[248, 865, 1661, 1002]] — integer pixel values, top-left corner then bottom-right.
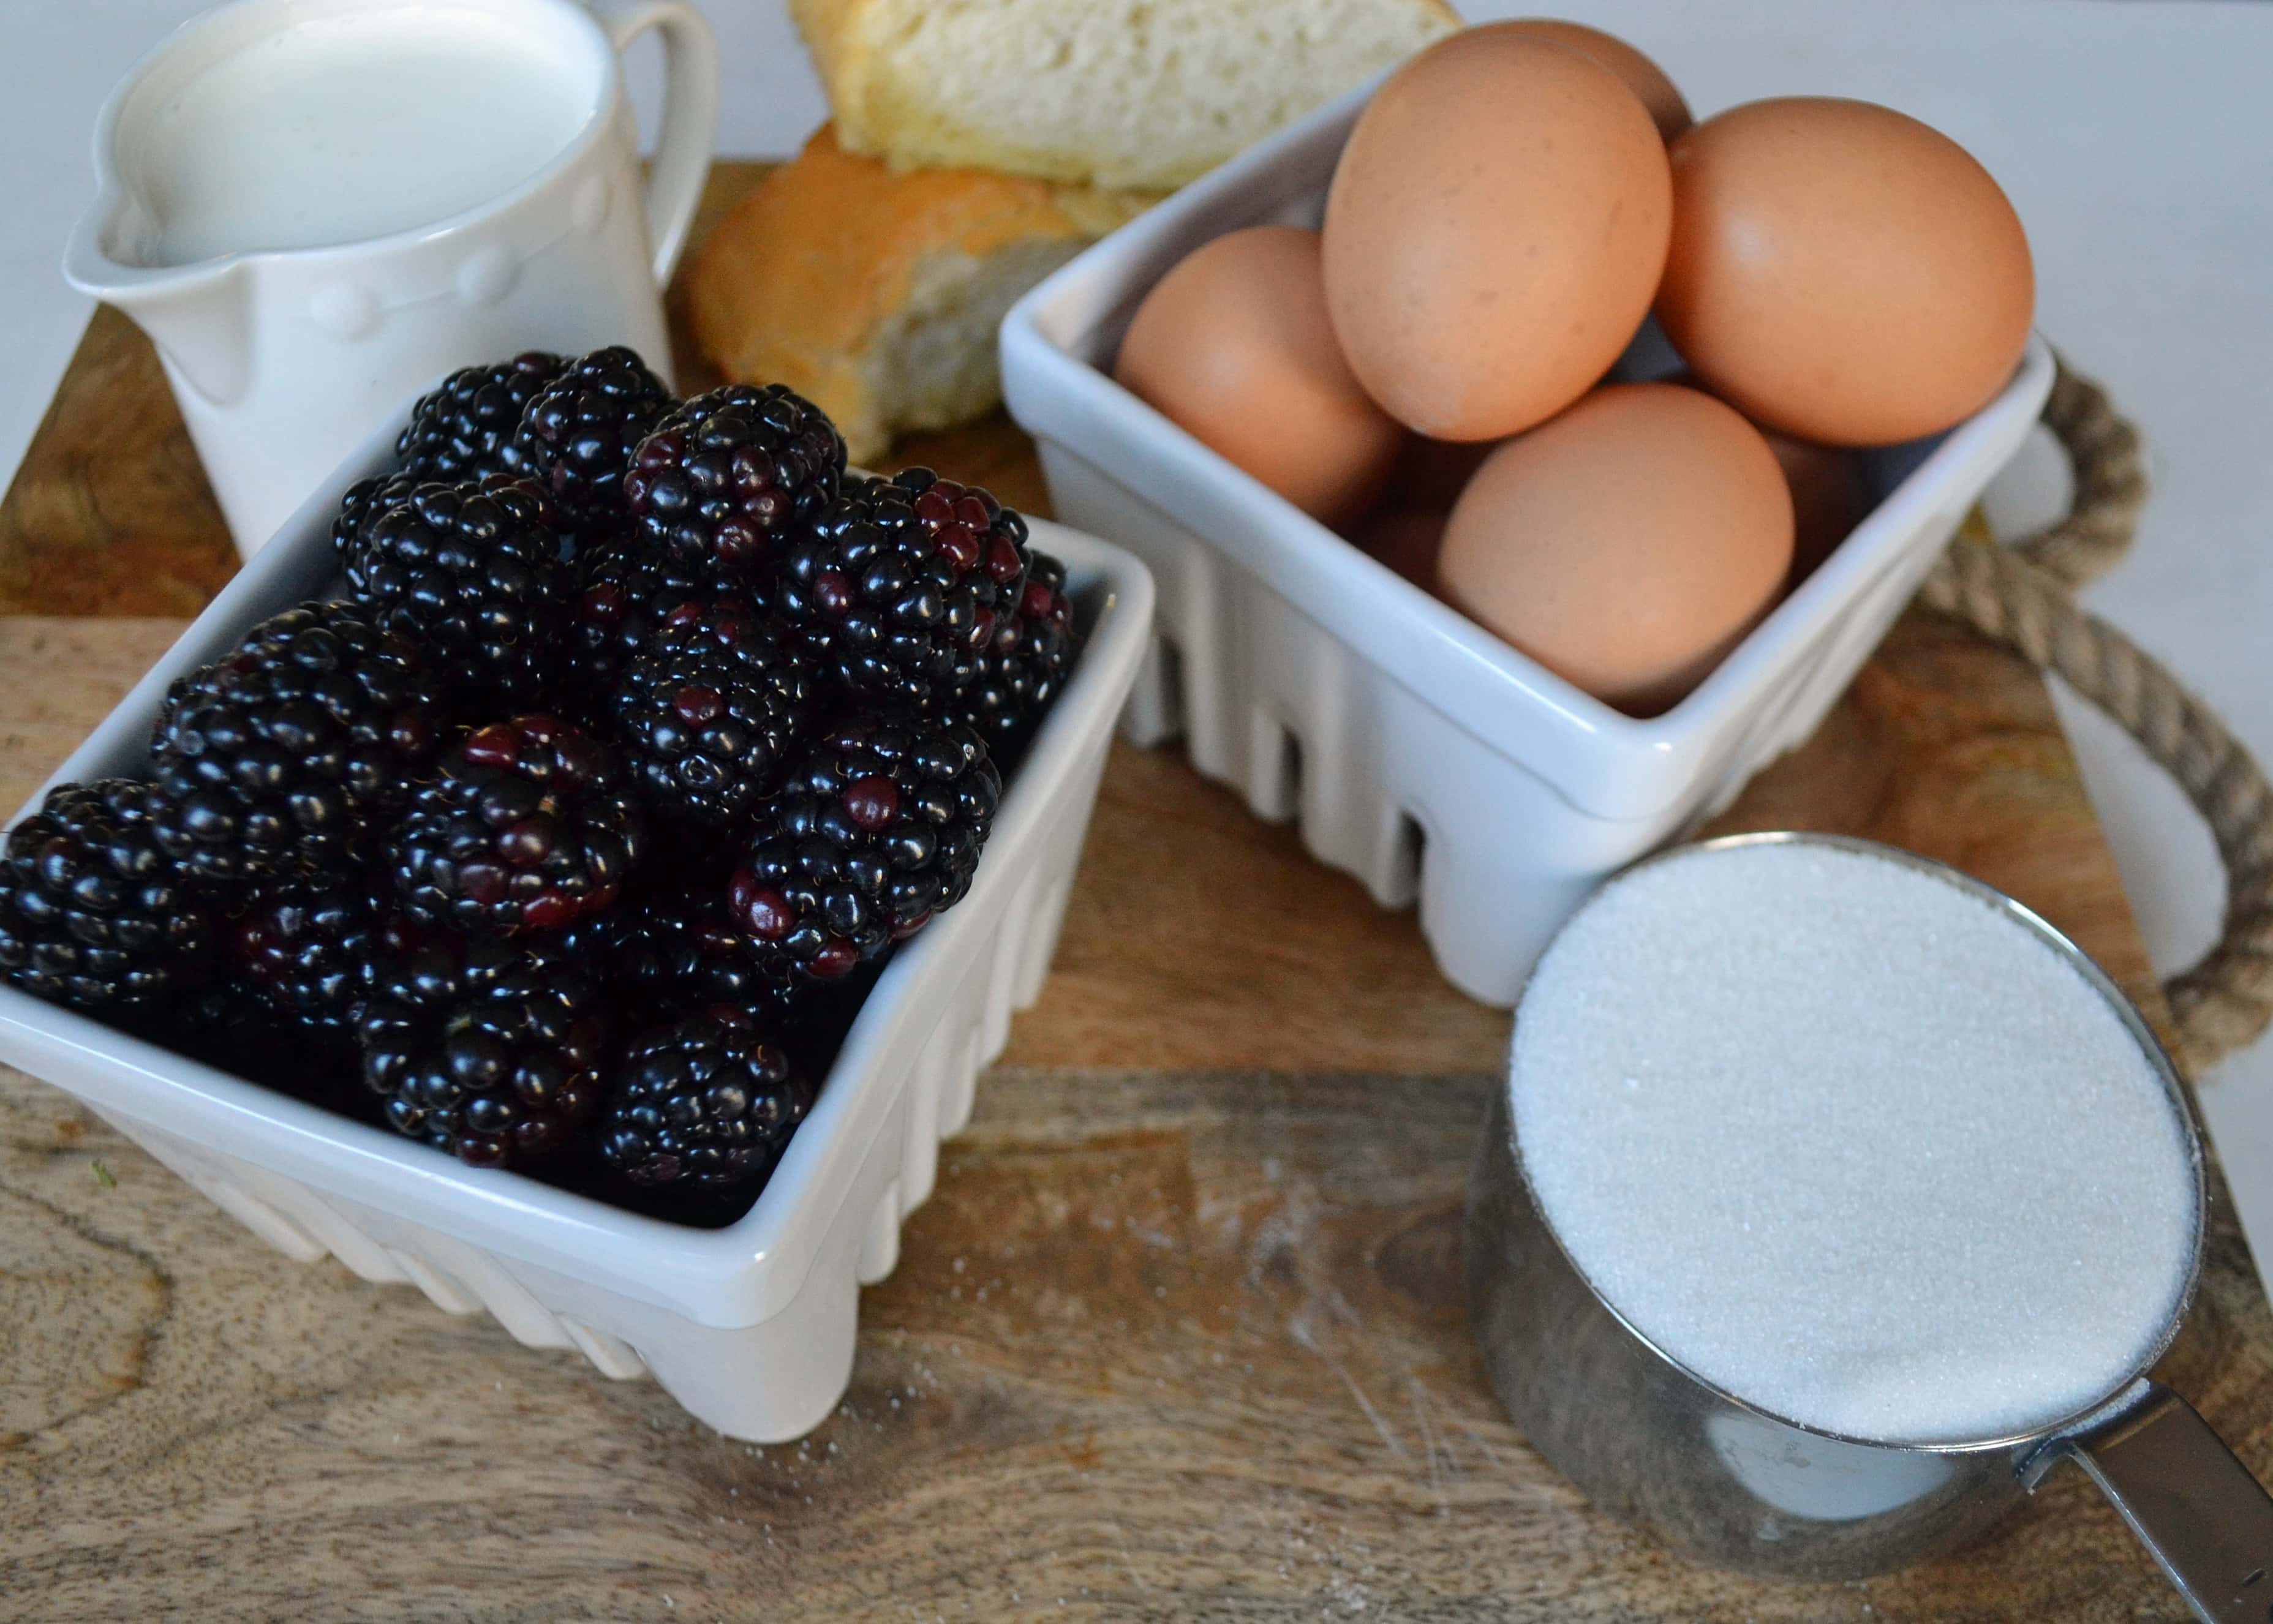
[[64, 196, 254, 408]]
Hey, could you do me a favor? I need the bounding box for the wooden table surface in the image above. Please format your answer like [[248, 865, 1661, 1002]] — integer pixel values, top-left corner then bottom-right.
[[1, 164, 2266, 1622]]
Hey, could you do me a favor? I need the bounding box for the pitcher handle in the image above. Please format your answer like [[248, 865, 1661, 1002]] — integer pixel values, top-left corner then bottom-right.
[[589, 0, 720, 284], [2022, 1380, 2273, 1623]]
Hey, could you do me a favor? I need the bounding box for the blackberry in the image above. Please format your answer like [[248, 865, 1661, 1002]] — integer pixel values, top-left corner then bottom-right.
[[342, 478, 571, 705], [774, 469, 1032, 710], [396, 351, 565, 484], [0, 778, 211, 1015], [151, 601, 447, 886], [229, 872, 398, 1031], [728, 715, 1000, 981], [362, 924, 588, 1009], [952, 549, 1077, 759], [606, 876, 802, 1022], [330, 469, 420, 560], [389, 715, 644, 934], [509, 346, 674, 524], [565, 539, 718, 702], [608, 596, 816, 825], [598, 1010, 813, 1190], [624, 384, 845, 588], [358, 945, 606, 1168]]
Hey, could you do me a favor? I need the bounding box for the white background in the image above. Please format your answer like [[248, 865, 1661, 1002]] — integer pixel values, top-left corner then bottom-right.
[[7, 1, 2273, 1258]]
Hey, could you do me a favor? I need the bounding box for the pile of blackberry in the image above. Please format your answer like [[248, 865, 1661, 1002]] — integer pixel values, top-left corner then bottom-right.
[[1, 348, 1080, 1224]]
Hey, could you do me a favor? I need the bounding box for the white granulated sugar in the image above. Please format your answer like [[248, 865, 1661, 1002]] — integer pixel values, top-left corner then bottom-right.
[[1509, 840, 2198, 1446]]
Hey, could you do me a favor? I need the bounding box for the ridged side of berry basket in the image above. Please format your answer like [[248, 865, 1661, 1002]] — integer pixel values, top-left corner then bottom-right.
[[1037, 440, 1990, 1001], [0, 415, 1156, 1443], [1002, 81, 2057, 1004]]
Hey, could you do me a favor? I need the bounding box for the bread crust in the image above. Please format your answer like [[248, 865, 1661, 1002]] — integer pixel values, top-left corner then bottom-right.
[[685, 126, 1152, 457]]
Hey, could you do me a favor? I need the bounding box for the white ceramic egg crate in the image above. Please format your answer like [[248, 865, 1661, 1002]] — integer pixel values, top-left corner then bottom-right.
[[0, 415, 1157, 1442], [1001, 81, 2056, 1004]]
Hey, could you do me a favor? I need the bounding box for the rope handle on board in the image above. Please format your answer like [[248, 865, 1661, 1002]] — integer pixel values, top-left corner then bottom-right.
[[1917, 353, 2273, 1075]]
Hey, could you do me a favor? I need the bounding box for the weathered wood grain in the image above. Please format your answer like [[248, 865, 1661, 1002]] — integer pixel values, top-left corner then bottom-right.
[[4, 1059, 2263, 1622], [0, 601, 2252, 1622], [0, 307, 236, 618], [0, 618, 186, 816], [0, 157, 2256, 1624]]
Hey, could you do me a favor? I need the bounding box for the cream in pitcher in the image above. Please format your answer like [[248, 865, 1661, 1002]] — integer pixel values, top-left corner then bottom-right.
[[66, 0, 720, 552], [128, 9, 595, 265]]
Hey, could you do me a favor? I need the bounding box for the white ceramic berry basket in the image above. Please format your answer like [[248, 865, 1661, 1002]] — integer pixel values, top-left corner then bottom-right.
[[0, 415, 1155, 1442], [1000, 80, 2056, 1005]]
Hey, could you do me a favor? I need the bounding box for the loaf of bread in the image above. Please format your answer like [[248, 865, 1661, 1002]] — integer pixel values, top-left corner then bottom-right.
[[685, 126, 1154, 463], [790, 0, 1463, 190]]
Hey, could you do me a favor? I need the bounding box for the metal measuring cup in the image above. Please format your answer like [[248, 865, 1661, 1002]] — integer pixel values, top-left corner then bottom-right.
[[1463, 833, 2273, 1622]]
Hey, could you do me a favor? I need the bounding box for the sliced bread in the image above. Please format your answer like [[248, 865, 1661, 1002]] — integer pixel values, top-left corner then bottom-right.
[[791, 0, 1462, 190]]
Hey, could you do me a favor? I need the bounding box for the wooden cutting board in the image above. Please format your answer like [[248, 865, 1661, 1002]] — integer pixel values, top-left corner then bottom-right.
[[1, 163, 2265, 1622]]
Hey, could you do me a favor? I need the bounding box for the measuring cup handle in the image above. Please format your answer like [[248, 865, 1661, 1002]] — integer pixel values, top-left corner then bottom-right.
[[589, 0, 720, 285], [2024, 1380, 2273, 1623]]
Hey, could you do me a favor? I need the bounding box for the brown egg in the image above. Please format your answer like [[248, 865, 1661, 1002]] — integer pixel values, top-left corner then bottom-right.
[[1657, 97, 2035, 446], [1439, 383, 1794, 715], [1505, 18, 1691, 140], [1114, 225, 1404, 526], [1351, 506, 1448, 591], [1321, 26, 1672, 442], [1766, 430, 1872, 582]]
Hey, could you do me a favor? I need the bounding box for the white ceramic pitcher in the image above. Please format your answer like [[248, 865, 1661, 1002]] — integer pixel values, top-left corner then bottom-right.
[[64, 0, 719, 555]]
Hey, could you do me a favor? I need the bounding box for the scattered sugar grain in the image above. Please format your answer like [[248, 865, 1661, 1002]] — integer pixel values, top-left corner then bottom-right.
[[1509, 840, 2198, 1445]]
